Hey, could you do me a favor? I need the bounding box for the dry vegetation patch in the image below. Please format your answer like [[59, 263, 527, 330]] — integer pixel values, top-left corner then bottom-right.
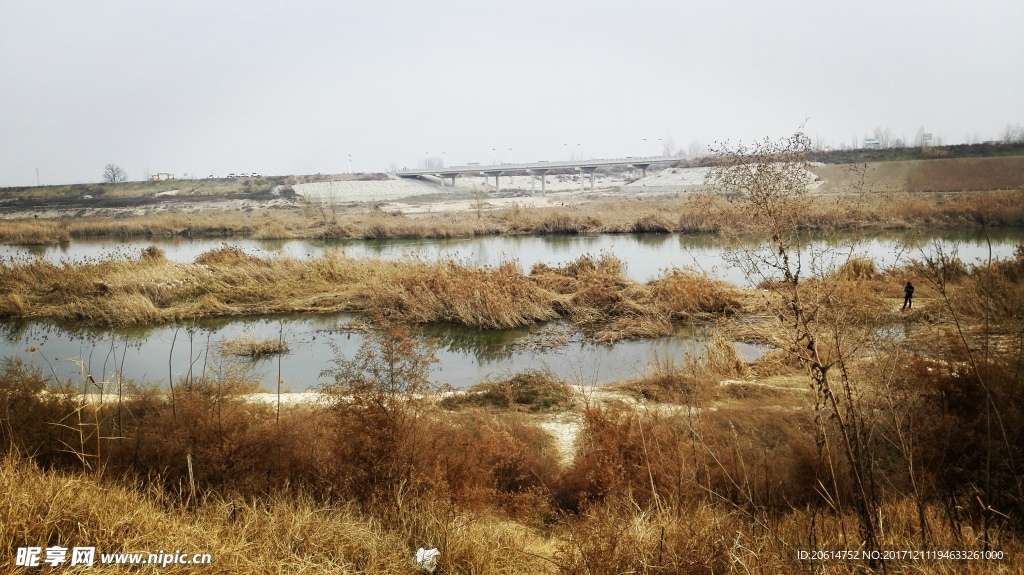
[[218, 334, 289, 358], [441, 369, 575, 412], [5, 185, 1024, 245], [0, 249, 742, 343]]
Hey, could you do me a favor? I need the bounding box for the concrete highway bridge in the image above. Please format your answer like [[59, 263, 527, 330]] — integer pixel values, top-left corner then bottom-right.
[[395, 156, 678, 193]]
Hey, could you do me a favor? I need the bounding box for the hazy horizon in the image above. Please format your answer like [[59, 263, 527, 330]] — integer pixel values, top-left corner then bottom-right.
[[2, 0, 1022, 187]]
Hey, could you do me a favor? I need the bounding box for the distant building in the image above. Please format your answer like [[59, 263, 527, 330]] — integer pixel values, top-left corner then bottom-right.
[[150, 173, 176, 181]]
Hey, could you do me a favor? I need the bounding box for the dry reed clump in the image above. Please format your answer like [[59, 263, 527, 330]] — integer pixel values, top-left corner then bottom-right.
[[554, 500, 736, 575], [193, 244, 264, 266], [441, 369, 575, 412], [0, 243, 747, 341], [648, 269, 741, 317], [834, 256, 878, 280], [0, 247, 370, 326], [528, 254, 740, 342], [218, 335, 289, 358], [366, 259, 563, 329]]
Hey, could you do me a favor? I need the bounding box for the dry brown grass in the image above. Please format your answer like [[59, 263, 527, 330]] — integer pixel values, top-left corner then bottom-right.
[[7, 452, 1021, 574], [0, 248, 740, 342], [4, 187, 1024, 244], [441, 369, 575, 412], [0, 456, 557, 574], [5, 328, 1024, 573], [217, 335, 289, 358], [554, 496, 1024, 574]]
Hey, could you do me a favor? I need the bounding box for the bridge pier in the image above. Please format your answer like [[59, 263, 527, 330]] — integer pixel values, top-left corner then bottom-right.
[[530, 168, 550, 195], [437, 173, 459, 190], [631, 163, 651, 179], [483, 171, 504, 193], [580, 166, 598, 192]]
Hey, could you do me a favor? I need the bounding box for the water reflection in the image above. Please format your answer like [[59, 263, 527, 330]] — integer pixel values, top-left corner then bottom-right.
[[418, 322, 533, 363], [2, 230, 1020, 285], [631, 233, 673, 248], [0, 314, 760, 391]]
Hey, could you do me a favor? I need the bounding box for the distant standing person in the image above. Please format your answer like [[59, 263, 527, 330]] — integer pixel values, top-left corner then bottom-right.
[[902, 281, 915, 310]]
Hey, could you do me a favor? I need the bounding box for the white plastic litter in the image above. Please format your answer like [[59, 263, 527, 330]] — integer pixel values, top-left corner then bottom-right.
[[414, 547, 441, 573]]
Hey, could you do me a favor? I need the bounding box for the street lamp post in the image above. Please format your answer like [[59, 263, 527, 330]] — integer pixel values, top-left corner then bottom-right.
[[564, 143, 568, 162], [643, 138, 647, 158]]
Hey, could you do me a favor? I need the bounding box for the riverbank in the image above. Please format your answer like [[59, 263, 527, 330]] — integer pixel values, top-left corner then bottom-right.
[[3, 189, 1024, 245]]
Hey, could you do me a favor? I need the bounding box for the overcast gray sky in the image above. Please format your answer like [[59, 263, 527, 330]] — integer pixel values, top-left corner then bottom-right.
[[1, 0, 1021, 186]]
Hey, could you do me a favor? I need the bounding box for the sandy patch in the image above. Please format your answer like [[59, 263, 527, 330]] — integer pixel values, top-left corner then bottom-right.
[[537, 413, 582, 465]]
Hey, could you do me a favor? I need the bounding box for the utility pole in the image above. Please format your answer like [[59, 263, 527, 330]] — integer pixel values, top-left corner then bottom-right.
[[36, 167, 40, 186]]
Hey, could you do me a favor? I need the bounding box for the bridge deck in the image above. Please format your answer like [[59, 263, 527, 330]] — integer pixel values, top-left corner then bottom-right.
[[395, 156, 677, 177]]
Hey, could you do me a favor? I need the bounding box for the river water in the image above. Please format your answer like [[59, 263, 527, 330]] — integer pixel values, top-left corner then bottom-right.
[[0, 315, 764, 391], [4, 228, 1021, 285], [1, 229, 1020, 390]]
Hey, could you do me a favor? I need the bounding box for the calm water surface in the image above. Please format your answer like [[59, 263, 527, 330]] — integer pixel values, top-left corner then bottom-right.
[[5, 229, 1022, 285], [0, 315, 764, 391]]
